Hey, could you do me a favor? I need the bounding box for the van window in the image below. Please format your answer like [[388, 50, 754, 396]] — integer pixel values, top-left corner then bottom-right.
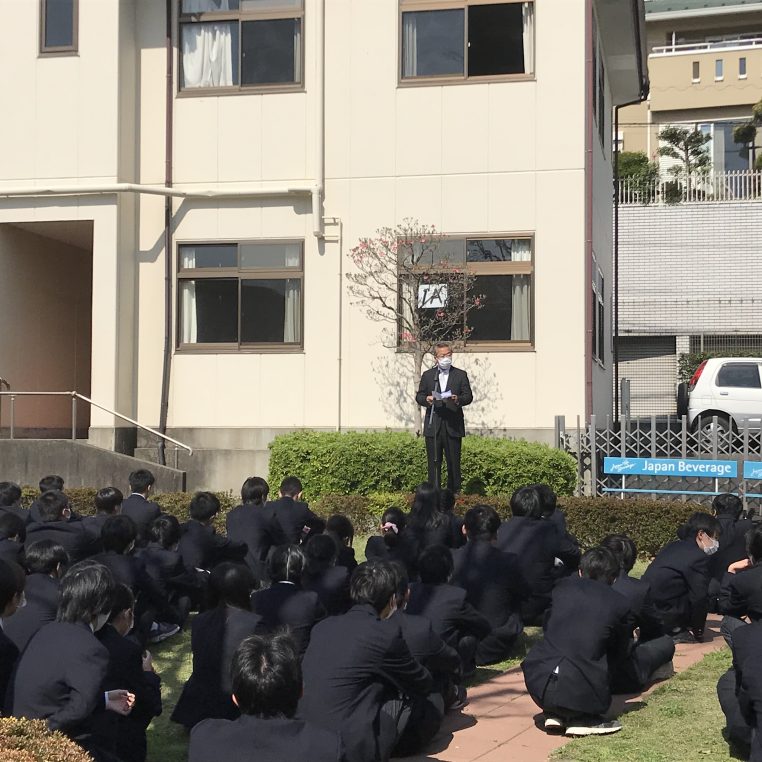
[[716, 363, 761, 389]]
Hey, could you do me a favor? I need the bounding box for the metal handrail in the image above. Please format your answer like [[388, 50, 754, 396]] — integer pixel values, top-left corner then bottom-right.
[[652, 37, 762, 56], [0, 390, 193, 455]]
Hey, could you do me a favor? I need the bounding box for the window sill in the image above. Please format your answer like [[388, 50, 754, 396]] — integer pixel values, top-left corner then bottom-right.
[[176, 345, 304, 355], [177, 84, 305, 98], [397, 343, 535, 353], [39, 50, 79, 58], [398, 73, 535, 89]]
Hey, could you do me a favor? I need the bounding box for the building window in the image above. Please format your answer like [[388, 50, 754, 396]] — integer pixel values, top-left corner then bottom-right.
[[597, 54, 606, 148], [715, 58, 724, 81], [179, 0, 304, 92], [739, 57, 747, 79], [400, 1, 534, 82], [592, 266, 605, 364], [400, 236, 533, 347], [177, 241, 303, 348], [692, 60, 700, 82], [40, 0, 78, 53]]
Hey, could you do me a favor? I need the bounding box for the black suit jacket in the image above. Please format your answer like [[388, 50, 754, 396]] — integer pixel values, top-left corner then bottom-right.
[[81, 513, 110, 547], [171, 606, 264, 729], [713, 516, 754, 582], [269, 497, 325, 545], [393, 610, 459, 686], [303, 565, 352, 616], [719, 563, 762, 622], [0, 538, 24, 566], [91, 551, 167, 614], [178, 520, 246, 572], [225, 502, 285, 580], [11, 621, 109, 741], [190, 714, 346, 762], [733, 621, 762, 762], [0, 627, 19, 713], [406, 581, 491, 646], [415, 365, 473, 438], [121, 495, 162, 545], [4, 574, 59, 653], [364, 534, 418, 576], [0, 505, 30, 525], [299, 603, 432, 762], [612, 572, 665, 641], [24, 520, 95, 565], [522, 576, 634, 717]]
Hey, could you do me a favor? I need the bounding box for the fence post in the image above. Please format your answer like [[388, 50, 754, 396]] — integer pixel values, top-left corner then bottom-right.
[[71, 394, 77, 441], [576, 415, 584, 497], [619, 414, 627, 500], [743, 425, 750, 514], [554, 415, 566, 449], [589, 415, 598, 498], [681, 415, 688, 502], [651, 414, 657, 500], [9, 396, 15, 440]]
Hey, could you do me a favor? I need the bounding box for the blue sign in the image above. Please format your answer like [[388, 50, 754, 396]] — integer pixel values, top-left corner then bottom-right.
[[744, 461, 762, 480], [604, 457, 737, 478]]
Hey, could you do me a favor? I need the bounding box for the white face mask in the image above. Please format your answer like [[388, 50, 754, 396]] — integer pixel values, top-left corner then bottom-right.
[[437, 356, 452, 371], [93, 613, 110, 632], [703, 537, 720, 556]]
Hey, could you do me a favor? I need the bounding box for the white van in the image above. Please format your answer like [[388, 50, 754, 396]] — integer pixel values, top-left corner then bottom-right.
[[676, 357, 762, 435]]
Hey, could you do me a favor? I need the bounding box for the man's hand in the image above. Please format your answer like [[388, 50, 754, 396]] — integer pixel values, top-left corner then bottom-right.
[[728, 558, 752, 574], [106, 689, 135, 715], [425, 395, 434, 405], [142, 650, 154, 672], [450, 394, 459, 404]]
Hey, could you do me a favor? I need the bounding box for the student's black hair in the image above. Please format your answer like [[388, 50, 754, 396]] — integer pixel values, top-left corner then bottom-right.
[[380, 508, 407, 549], [108, 583, 135, 623], [530, 484, 558, 517], [36, 490, 70, 523], [128, 469, 155, 494], [57, 560, 116, 624], [208, 562, 256, 610], [279, 476, 303, 497], [95, 487, 123, 515], [0, 559, 25, 613], [304, 534, 337, 577], [463, 505, 500, 541], [438, 488, 456, 514], [241, 476, 269, 505], [510, 486, 543, 519], [325, 514, 354, 545], [390, 561, 410, 605], [39, 475, 64, 494], [712, 493, 744, 520], [599, 534, 637, 574], [268, 545, 306, 584], [189, 491, 221, 522], [409, 483, 447, 531], [24, 540, 69, 576], [418, 544, 454, 585], [0, 512, 26, 543], [579, 547, 619, 585], [232, 633, 302, 717], [148, 513, 181, 549], [350, 561, 396, 612], [747, 525, 762, 564], [685, 511, 722, 539], [101, 515, 137, 554], [0, 482, 22, 507]]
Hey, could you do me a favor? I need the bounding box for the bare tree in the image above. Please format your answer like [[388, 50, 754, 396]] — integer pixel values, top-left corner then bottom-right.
[[347, 219, 484, 432]]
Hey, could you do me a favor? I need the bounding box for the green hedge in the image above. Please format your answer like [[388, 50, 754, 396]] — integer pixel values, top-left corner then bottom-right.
[[268, 431, 577, 500]]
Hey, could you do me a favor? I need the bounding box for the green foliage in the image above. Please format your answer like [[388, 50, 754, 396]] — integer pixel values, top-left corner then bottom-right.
[[617, 151, 650, 177], [658, 126, 711, 176], [663, 180, 683, 205], [560, 497, 701, 557], [268, 431, 577, 500], [756, 153, 762, 171], [733, 122, 757, 146], [0, 717, 93, 762], [617, 151, 660, 204]]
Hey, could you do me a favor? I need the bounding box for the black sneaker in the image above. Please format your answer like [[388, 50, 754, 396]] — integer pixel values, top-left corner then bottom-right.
[[149, 622, 180, 644], [449, 685, 468, 711]]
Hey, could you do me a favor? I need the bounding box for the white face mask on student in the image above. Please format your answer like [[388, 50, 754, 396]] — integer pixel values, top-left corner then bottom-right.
[[703, 537, 720, 556], [437, 357, 452, 371]]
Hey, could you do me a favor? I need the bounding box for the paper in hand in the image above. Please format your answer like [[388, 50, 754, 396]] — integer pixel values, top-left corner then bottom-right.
[[433, 390, 453, 400]]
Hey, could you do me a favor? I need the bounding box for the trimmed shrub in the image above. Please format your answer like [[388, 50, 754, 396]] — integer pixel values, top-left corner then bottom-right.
[[0, 717, 93, 762], [268, 431, 577, 500]]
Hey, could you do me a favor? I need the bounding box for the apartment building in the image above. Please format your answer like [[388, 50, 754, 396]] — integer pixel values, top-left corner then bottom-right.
[[0, 1, 647, 488], [616, 0, 762, 418]]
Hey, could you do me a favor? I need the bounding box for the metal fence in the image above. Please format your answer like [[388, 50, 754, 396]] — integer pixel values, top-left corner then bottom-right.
[[556, 413, 762, 511], [618, 170, 762, 205]]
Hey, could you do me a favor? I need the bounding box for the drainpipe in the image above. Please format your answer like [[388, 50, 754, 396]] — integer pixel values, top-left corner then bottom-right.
[[158, 0, 174, 466], [313, 0, 325, 238], [584, 0, 594, 423]]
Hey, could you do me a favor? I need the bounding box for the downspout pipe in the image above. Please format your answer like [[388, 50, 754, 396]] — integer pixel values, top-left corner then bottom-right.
[[584, 0, 594, 423], [313, 0, 325, 238]]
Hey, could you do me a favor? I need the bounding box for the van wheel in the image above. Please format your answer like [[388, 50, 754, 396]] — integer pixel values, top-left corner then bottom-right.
[[676, 383, 689, 418], [695, 414, 731, 438]]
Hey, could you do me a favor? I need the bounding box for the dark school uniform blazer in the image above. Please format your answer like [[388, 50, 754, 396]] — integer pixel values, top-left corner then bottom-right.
[[121, 495, 162, 544], [189, 714, 346, 762], [268, 496, 326, 545], [225, 502, 285, 580], [415, 365, 473, 438], [3, 573, 59, 653], [720, 563, 762, 622], [612, 572, 665, 641], [24, 520, 95, 565], [178, 520, 247, 572], [303, 565, 352, 616], [712, 515, 754, 583], [521, 576, 633, 718], [734, 621, 762, 762], [0, 626, 19, 713]]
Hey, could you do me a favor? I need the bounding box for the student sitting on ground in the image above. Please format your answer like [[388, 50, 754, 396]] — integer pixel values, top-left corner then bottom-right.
[[189, 633, 344, 762], [364, 507, 418, 575], [0, 481, 29, 524], [269, 477, 325, 545], [0, 512, 26, 566], [10, 560, 134, 762], [95, 584, 162, 762], [302, 533, 352, 616], [642, 511, 721, 643], [719, 523, 762, 646], [0, 559, 26, 708], [522, 547, 633, 737], [121, 470, 162, 546], [533, 483, 581, 578], [325, 514, 358, 571], [599, 534, 675, 692], [251, 545, 325, 658], [452, 505, 524, 666], [299, 561, 432, 762], [407, 544, 491, 680], [178, 492, 247, 573], [30, 475, 75, 524], [709, 494, 753, 611], [439, 488, 465, 549], [82, 487, 124, 548], [407, 483, 454, 557], [4, 540, 67, 652], [171, 563, 263, 730], [25, 490, 94, 564]]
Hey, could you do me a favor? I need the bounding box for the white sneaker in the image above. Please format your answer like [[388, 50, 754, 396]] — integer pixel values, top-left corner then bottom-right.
[[565, 718, 622, 736], [544, 715, 565, 734]]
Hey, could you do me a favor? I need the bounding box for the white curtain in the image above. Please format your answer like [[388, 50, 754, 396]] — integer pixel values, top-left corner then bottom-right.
[[180, 248, 198, 344], [182, 0, 235, 89], [402, 14, 418, 78], [283, 245, 301, 342], [511, 239, 531, 341], [522, 3, 534, 75]]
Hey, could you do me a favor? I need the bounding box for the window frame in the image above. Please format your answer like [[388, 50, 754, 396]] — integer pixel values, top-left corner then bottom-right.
[[175, 238, 305, 353], [715, 58, 724, 81], [739, 57, 747, 79], [398, 0, 536, 88], [401, 232, 535, 352], [592, 263, 605, 366], [177, 0, 306, 97], [692, 60, 700, 83], [39, 0, 79, 56]]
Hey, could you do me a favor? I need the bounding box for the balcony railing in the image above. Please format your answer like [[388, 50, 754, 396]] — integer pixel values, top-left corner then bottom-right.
[[651, 37, 762, 56], [617, 170, 762, 205]]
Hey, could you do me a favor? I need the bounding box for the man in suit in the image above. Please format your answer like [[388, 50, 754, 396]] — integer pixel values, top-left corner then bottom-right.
[[299, 561, 432, 762], [189, 633, 345, 762], [269, 477, 325, 546], [452, 506, 524, 665], [415, 342, 473, 492], [522, 547, 633, 737], [122, 470, 162, 546], [24, 490, 95, 564]]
